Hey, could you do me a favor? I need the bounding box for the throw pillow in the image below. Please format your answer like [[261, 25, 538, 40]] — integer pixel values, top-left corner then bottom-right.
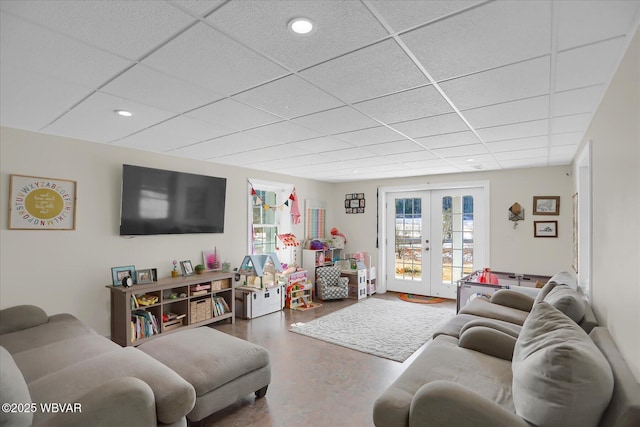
[[543, 285, 586, 323], [512, 302, 613, 427]]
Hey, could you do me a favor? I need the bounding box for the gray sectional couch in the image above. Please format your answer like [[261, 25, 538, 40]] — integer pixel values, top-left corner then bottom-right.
[[373, 272, 640, 427], [0, 305, 196, 427]]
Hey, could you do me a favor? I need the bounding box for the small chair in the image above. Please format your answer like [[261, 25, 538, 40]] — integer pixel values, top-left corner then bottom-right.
[[316, 265, 349, 300]]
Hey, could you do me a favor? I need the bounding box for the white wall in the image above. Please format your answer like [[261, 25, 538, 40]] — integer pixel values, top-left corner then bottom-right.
[[581, 28, 640, 381], [0, 127, 333, 335], [331, 166, 575, 280]]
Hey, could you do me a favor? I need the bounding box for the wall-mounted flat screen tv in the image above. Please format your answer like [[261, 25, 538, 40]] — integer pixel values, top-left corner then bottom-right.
[[119, 164, 226, 235]]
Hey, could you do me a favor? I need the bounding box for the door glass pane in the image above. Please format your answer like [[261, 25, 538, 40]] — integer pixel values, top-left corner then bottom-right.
[[442, 195, 474, 284], [395, 198, 422, 280]]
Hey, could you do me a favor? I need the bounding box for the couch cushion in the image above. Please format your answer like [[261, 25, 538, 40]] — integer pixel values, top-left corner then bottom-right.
[[459, 297, 529, 325], [13, 334, 120, 383], [0, 313, 96, 354], [512, 302, 614, 427], [28, 347, 195, 425], [373, 335, 514, 427], [0, 346, 33, 427], [0, 305, 48, 335], [543, 285, 586, 323]]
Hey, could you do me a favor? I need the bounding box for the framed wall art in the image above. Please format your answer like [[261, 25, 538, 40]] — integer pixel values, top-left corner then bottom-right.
[[345, 193, 365, 214], [534, 221, 558, 238], [533, 196, 560, 215], [9, 174, 77, 230]]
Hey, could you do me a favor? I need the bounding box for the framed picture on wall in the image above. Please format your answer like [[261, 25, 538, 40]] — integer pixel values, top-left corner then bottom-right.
[[533, 196, 560, 215], [534, 221, 558, 238]]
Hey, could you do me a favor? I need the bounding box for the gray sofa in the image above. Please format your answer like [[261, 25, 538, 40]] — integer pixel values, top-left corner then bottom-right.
[[0, 305, 196, 427], [373, 273, 640, 427]]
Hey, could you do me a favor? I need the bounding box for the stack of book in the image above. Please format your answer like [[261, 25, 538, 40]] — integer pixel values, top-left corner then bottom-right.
[[130, 310, 159, 342], [212, 296, 230, 317]]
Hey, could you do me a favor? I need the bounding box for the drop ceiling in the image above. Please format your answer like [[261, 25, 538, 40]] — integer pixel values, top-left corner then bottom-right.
[[1, 0, 638, 182]]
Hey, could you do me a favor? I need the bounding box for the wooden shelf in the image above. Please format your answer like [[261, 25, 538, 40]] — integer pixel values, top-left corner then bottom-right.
[[107, 271, 234, 347]]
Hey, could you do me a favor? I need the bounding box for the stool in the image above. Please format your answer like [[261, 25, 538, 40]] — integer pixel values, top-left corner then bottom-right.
[[138, 327, 270, 425]]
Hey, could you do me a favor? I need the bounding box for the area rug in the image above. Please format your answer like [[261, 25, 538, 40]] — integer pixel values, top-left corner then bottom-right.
[[290, 298, 454, 362], [291, 302, 322, 311], [398, 293, 447, 304]]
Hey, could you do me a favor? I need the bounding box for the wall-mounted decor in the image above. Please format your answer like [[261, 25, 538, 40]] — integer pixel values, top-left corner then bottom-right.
[[345, 193, 365, 214], [534, 221, 558, 238], [305, 199, 326, 239], [533, 196, 560, 215], [508, 202, 524, 228], [9, 174, 77, 230], [111, 265, 136, 286]]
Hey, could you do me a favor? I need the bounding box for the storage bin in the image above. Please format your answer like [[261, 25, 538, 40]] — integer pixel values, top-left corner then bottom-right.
[[190, 298, 212, 323]]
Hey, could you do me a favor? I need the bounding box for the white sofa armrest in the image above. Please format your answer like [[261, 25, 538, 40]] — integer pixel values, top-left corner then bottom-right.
[[410, 381, 529, 427]]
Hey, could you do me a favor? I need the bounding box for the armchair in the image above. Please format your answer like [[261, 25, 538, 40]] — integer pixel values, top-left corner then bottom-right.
[[316, 265, 348, 300]]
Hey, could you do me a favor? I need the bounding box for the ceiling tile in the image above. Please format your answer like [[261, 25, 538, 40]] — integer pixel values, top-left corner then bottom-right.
[[500, 157, 548, 169], [43, 92, 176, 143], [552, 85, 604, 117], [390, 113, 469, 139], [168, 0, 226, 18], [186, 99, 282, 133], [493, 148, 548, 161], [206, 0, 388, 71], [550, 132, 583, 147], [402, 158, 453, 169], [1, 0, 196, 60], [233, 75, 344, 119], [477, 119, 550, 142], [286, 137, 355, 153], [555, 38, 627, 92], [143, 22, 287, 96], [284, 153, 334, 167], [101, 64, 224, 114], [0, 13, 131, 88], [368, 0, 484, 33], [439, 56, 550, 111], [113, 115, 232, 152], [243, 121, 322, 144], [385, 150, 438, 163], [433, 143, 488, 158], [400, 1, 551, 81], [364, 140, 424, 156], [325, 147, 378, 161], [354, 85, 452, 124], [415, 131, 480, 149], [292, 106, 380, 135], [334, 126, 406, 146], [171, 133, 269, 159], [549, 145, 579, 163], [245, 145, 311, 162], [462, 96, 549, 129], [0, 63, 91, 130], [551, 113, 592, 134], [486, 136, 549, 153], [300, 39, 429, 103], [556, 0, 640, 51]]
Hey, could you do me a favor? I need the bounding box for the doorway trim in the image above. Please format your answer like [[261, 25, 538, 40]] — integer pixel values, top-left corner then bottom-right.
[[377, 180, 491, 294]]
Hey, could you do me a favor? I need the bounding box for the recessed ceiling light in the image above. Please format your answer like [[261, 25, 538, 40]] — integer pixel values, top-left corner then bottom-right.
[[466, 158, 475, 162], [288, 17, 314, 35], [115, 110, 133, 117]]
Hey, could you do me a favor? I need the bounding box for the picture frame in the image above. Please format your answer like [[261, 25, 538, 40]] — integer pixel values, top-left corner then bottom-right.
[[136, 268, 153, 284], [111, 265, 136, 286], [345, 193, 365, 214], [533, 196, 560, 215], [534, 221, 558, 238], [9, 174, 77, 230], [180, 260, 194, 276]]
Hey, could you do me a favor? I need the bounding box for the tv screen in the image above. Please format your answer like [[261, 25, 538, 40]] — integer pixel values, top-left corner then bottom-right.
[[119, 165, 226, 235]]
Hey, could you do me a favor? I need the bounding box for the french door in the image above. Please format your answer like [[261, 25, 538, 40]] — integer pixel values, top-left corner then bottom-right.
[[385, 188, 486, 299]]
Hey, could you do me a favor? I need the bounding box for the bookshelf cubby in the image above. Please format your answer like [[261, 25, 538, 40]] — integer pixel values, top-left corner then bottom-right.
[[107, 271, 234, 346]]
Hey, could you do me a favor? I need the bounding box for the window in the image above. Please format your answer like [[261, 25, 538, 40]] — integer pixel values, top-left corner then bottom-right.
[[248, 180, 294, 265]]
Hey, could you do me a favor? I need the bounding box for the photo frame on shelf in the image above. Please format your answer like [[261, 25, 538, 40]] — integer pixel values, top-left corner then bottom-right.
[[534, 221, 558, 238], [136, 269, 153, 284], [151, 268, 158, 282], [111, 265, 136, 286], [533, 196, 560, 215], [9, 174, 77, 230], [180, 260, 194, 276]]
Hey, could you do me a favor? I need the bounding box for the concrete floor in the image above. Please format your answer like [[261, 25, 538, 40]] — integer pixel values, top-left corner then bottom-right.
[[204, 292, 456, 427]]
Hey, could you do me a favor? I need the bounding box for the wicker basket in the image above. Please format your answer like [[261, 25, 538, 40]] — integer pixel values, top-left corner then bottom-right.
[[190, 298, 212, 324], [211, 279, 230, 291]]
